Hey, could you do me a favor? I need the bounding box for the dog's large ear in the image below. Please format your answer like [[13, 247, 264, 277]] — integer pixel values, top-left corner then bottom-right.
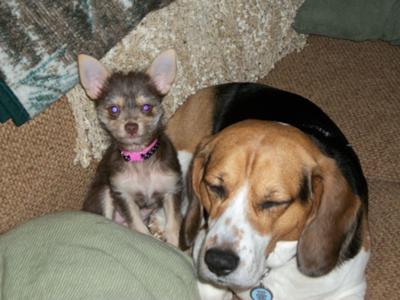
[[78, 54, 109, 100], [297, 157, 363, 277], [180, 136, 213, 250], [146, 49, 177, 96]]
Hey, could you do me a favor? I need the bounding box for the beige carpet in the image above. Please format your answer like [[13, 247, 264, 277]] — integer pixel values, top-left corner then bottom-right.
[[1, 36, 399, 299]]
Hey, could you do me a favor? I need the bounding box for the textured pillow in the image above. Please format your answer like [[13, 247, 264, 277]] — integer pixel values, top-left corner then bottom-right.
[[0, 212, 200, 300], [293, 0, 400, 45]]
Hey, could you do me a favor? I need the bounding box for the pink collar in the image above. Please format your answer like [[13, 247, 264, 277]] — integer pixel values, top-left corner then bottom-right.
[[120, 139, 160, 162]]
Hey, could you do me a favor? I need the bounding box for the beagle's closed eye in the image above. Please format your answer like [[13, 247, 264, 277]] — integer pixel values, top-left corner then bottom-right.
[[206, 182, 227, 198], [259, 199, 292, 210]]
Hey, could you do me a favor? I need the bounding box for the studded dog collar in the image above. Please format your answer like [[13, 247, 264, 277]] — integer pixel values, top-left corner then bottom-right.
[[120, 139, 160, 162]]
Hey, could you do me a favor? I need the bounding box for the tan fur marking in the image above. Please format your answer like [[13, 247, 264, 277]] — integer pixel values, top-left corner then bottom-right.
[[97, 96, 125, 120], [191, 120, 366, 264], [113, 96, 125, 107], [205, 235, 218, 248], [166, 87, 215, 152], [136, 95, 150, 106], [232, 225, 244, 240], [196, 121, 321, 242]]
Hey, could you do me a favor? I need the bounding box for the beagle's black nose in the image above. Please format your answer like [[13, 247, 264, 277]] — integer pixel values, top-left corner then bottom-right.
[[205, 248, 239, 276]]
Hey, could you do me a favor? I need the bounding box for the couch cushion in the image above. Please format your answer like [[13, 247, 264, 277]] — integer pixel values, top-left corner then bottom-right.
[[294, 0, 400, 45]]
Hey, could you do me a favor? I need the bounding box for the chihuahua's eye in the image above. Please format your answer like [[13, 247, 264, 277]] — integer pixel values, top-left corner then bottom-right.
[[141, 104, 153, 113], [108, 105, 120, 117]]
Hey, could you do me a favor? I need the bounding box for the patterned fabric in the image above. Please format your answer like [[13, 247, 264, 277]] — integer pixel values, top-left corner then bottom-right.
[[0, 0, 172, 126]]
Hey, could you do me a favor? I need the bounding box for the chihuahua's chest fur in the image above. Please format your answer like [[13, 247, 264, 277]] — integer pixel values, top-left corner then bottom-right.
[[113, 165, 177, 203], [110, 150, 180, 211]]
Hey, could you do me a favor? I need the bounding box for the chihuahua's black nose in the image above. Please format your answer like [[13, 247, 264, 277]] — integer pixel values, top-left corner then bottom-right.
[[125, 122, 138, 135], [205, 248, 239, 276]]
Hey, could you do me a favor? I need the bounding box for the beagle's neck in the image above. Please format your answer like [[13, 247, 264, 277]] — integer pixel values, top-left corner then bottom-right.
[[237, 241, 369, 300]]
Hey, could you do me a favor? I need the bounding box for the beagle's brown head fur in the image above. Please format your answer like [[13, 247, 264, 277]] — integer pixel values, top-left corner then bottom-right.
[[183, 120, 366, 286]]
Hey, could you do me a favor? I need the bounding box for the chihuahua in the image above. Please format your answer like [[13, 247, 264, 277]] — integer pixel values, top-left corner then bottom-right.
[[78, 49, 182, 247]]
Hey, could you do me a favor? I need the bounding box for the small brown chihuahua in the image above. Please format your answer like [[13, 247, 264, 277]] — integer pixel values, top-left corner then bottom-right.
[[78, 50, 182, 247]]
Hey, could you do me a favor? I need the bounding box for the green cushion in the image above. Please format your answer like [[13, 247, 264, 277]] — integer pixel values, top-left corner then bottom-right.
[[293, 0, 400, 45], [0, 212, 200, 300]]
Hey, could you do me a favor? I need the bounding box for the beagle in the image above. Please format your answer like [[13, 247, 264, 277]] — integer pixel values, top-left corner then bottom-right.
[[166, 83, 369, 300]]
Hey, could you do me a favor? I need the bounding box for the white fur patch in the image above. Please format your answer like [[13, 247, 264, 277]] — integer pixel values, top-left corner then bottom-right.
[[177, 150, 193, 215], [111, 165, 179, 202], [197, 280, 233, 300], [177, 150, 193, 178], [194, 184, 369, 300], [194, 183, 270, 289], [235, 245, 369, 300], [101, 186, 114, 220]]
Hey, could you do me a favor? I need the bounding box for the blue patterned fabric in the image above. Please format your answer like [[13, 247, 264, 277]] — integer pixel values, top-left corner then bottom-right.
[[0, 0, 173, 126]]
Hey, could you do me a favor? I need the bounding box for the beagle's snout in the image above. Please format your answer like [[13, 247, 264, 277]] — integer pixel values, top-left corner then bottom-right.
[[205, 248, 239, 276], [125, 122, 138, 135]]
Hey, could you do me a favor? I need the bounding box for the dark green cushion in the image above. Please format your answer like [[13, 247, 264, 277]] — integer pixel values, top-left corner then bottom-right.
[[294, 0, 400, 45], [0, 212, 200, 300]]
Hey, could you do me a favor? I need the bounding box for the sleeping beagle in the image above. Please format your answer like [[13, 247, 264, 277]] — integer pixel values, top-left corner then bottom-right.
[[165, 83, 369, 300]]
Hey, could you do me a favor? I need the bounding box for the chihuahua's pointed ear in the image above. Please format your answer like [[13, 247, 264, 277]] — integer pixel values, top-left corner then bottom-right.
[[78, 54, 109, 100], [146, 49, 177, 95]]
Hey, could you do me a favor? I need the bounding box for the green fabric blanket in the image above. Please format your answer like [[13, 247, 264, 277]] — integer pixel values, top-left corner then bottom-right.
[[0, 0, 172, 126], [0, 212, 200, 300]]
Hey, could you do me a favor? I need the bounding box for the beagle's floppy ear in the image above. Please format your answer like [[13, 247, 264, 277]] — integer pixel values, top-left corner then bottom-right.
[[180, 136, 213, 250], [297, 157, 363, 277], [78, 54, 109, 100]]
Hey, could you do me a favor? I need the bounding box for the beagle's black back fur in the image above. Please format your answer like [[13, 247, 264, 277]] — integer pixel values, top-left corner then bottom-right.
[[212, 83, 368, 208]]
